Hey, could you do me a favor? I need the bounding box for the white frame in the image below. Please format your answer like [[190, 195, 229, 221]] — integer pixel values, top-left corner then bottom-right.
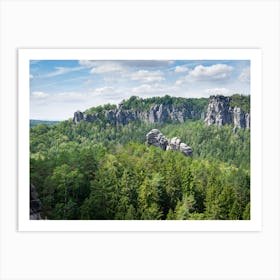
[[18, 48, 262, 231]]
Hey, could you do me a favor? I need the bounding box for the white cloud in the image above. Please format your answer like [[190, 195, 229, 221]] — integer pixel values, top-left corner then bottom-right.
[[132, 84, 153, 94], [43, 66, 84, 78], [121, 60, 174, 68], [55, 92, 86, 102], [174, 66, 189, 73], [175, 76, 188, 85], [79, 60, 96, 67], [204, 87, 230, 96], [31, 91, 49, 99], [90, 63, 124, 74], [239, 67, 250, 83], [30, 74, 34, 79], [189, 64, 234, 81], [89, 87, 114, 96], [80, 60, 173, 69], [131, 83, 178, 97], [128, 70, 165, 83]]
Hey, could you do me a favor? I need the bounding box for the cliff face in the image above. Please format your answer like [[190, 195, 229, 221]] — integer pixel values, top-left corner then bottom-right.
[[73, 95, 250, 129], [204, 95, 250, 129], [73, 103, 202, 125]]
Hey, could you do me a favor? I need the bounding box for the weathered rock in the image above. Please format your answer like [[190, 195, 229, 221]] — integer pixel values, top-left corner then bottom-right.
[[179, 143, 193, 157], [146, 129, 169, 150], [30, 184, 41, 220], [105, 110, 117, 125], [73, 102, 194, 126], [204, 95, 232, 126], [146, 130, 192, 157], [73, 96, 249, 129], [167, 137, 193, 157], [73, 110, 84, 124], [233, 107, 246, 129], [245, 113, 250, 129], [168, 137, 181, 150], [204, 95, 250, 129]]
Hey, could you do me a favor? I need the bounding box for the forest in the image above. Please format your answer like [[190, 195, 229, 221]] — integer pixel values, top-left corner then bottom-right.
[[30, 95, 250, 220]]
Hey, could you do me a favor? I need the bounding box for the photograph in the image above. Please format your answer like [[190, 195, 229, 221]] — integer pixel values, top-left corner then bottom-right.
[[29, 57, 251, 221]]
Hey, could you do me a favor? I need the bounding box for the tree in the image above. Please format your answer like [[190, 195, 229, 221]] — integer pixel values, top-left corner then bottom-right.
[[50, 164, 84, 219], [242, 202, 250, 220], [138, 173, 163, 220], [174, 194, 195, 220]]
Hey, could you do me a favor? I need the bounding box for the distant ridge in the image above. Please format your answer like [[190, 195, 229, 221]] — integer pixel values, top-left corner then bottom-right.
[[30, 119, 60, 127]]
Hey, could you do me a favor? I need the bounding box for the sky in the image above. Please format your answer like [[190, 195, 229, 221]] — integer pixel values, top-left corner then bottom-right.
[[30, 60, 250, 120]]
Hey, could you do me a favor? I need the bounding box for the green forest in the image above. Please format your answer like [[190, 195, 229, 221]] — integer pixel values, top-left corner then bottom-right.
[[30, 95, 250, 220]]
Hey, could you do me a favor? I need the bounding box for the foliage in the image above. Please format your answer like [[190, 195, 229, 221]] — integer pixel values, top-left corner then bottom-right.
[[30, 120, 60, 127], [229, 94, 250, 113], [30, 96, 250, 220]]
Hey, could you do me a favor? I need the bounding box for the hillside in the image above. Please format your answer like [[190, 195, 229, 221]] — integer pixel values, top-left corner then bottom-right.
[[30, 119, 60, 127], [73, 94, 250, 129], [30, 94, 250, 221]]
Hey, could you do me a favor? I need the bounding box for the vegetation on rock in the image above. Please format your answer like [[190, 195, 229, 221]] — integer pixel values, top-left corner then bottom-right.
[[30, 95, 250, 220]]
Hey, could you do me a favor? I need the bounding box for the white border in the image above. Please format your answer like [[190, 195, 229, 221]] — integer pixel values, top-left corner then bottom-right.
[[18, 48, 262, 231]]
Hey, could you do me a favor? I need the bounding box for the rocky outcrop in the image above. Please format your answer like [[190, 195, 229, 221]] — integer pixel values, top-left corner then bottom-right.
[[73, 110, 84, 124], [204, 95, 233, 126], [233, 107, 246, 129], [245, 113, 250, 129], [30, 184, 41, 220], [167, 137, 193, 157], [73, 95, 250, 130], [204, 95, 250, 129], [73, 103, 202, 126], [146, 129, 169, 151], [146, 129, 192, 157]]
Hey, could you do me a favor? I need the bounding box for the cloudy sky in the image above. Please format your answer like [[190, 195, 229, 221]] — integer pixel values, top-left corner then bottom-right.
[[30, 59, 250, 120]]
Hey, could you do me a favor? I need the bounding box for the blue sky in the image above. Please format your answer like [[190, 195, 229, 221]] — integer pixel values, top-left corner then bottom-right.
[[30, 60, 250, 120]]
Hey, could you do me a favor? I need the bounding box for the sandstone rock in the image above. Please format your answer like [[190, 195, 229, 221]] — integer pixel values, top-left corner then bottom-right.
[[105, 110, 117, 125], [168, 137, 181, 150], [204, 95, 250, 130], [146, 129, 169, 151], [204, 95, 232, 126], [146, 130, 192, 157], [233, 107, 246, 129], [245, 113, 250, 129], [30, 184, 41, 220], [179, 143, 193, 157], [73, 110, 84, 124]]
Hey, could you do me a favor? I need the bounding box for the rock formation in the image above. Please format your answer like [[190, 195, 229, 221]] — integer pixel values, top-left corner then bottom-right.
[[233, 107, 246, 129], [204, 95, 233, 126], [73, 95, 250, 130], [146, 129, 193, 157], [167, 137, 193, 157], [30, 184, 41, 220], [204, 95, 250, 129], [146, 129, 169, 151], [73, 103, 202, 126], [73, 110, 84, 124]]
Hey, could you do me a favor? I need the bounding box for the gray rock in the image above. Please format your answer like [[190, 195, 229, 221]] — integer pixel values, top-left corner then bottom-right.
[[73, 102, 192, 126], [233, 107, 246, 129], [73, 110, 84, 124], [204, 95, 250, 129], [105, 110, 117, 125], [146, 130, 192, 157], [30, 184, 41, 220], [146, 129, 169, 151], [245, 113, 250, 129], [204, 95, 232, 126], [168, 137, 181, 150], [179, 143, 193, 157]]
